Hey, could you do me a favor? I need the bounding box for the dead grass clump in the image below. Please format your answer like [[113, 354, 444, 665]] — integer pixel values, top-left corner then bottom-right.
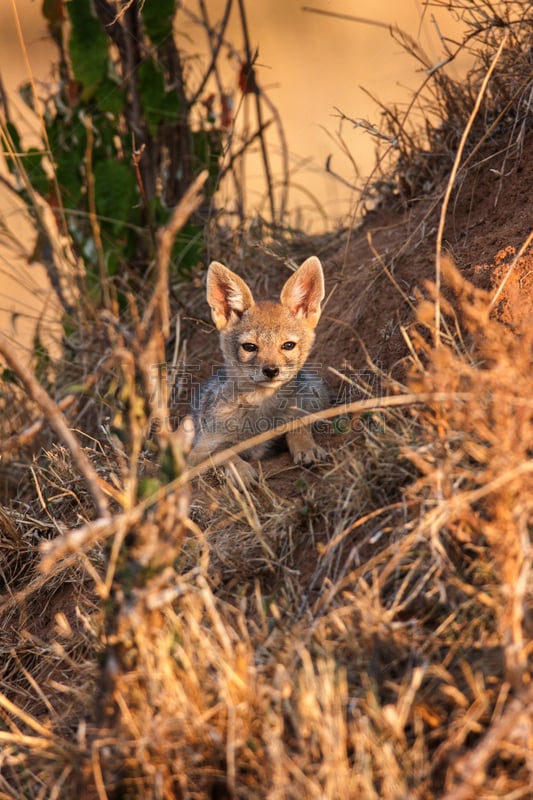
[[356, 0, 533, 208], [182, 399, 419, 602], [404, 255, 533, 789], [2, 260, 532, 797]]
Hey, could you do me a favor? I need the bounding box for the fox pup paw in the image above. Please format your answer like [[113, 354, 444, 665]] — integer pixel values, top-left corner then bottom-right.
[[293, 444, 328, 467], [224, 458, 258, 489]]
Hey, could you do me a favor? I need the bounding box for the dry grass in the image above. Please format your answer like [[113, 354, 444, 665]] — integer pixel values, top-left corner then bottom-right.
[[346, 0, 533, 214], [3, 285, 532, 797], [0, 1, 532, 798]]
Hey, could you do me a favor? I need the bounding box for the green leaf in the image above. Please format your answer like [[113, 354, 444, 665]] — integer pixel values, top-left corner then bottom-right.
[[138, 477, 162, 500], [2, 121, 22, 174], [54, 139, 85, 208], [2, 123, 50, 197], [67, 0, 108, 100], [4, 121, 21, 153], [191, 128, 222, 195], [138, 60, 179, 134], [172, 222, 203, 276], [33, 333, 52, 385], [1, 368, 17, 385], [142, 0, 175, 46], [18, 82, 35, 112], [25, 148, 50, 195], [93, 159, 138, 234], [95, 77, 125, 116], [105, 250, 119, 277]]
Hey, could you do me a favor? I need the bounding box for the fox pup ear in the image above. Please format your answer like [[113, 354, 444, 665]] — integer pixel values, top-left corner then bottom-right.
[[207, 261, 255, 330], [280, 256, 324, 329]]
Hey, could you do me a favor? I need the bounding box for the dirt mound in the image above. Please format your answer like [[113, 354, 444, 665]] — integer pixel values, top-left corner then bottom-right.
[[320, 130, 533, 383]]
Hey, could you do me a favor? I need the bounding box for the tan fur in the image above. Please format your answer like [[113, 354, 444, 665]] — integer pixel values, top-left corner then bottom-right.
[[188, 256, 329, 487]]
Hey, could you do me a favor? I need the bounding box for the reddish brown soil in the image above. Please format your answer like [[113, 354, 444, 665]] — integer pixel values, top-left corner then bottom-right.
[[319, 133, 533, 383]]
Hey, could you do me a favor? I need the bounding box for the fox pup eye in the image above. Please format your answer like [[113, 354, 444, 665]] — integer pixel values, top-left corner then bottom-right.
[[241, 342, 258, 353], [281, 341, 296, 351]]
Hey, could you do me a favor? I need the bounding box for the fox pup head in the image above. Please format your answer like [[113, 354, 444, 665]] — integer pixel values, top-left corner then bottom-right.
[[206, 257, 324, 388]]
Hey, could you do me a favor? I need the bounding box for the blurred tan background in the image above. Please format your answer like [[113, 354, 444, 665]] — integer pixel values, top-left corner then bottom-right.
[[0, 0, 469, 356]]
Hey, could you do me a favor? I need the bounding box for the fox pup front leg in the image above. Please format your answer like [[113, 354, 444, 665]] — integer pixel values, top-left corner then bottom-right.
[[286, 428, 327, 467], [187, 434, 259, 487]]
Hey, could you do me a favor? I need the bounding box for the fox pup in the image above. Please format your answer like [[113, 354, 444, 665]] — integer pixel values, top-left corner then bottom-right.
[[187, 256, 329, 486]]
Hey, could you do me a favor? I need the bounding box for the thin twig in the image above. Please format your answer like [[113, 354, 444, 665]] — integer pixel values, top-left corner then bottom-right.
[[217, 120, 273, 181], [142, 169, 209, 339], [84, 118, 111, 310], [261, 91, 290, 222], [189, 0, 233, 107], [132, 139, 157, 249], [302, 6, 400, 32], [0, 331, 111, 519], [236, 0, 276, 223]]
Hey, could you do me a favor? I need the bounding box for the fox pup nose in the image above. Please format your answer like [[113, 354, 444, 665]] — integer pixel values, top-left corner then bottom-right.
[[263, 366, 280, 380]]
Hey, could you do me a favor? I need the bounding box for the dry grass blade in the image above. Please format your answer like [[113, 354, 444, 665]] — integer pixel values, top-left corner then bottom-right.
[[434, 31, 509, 344]]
